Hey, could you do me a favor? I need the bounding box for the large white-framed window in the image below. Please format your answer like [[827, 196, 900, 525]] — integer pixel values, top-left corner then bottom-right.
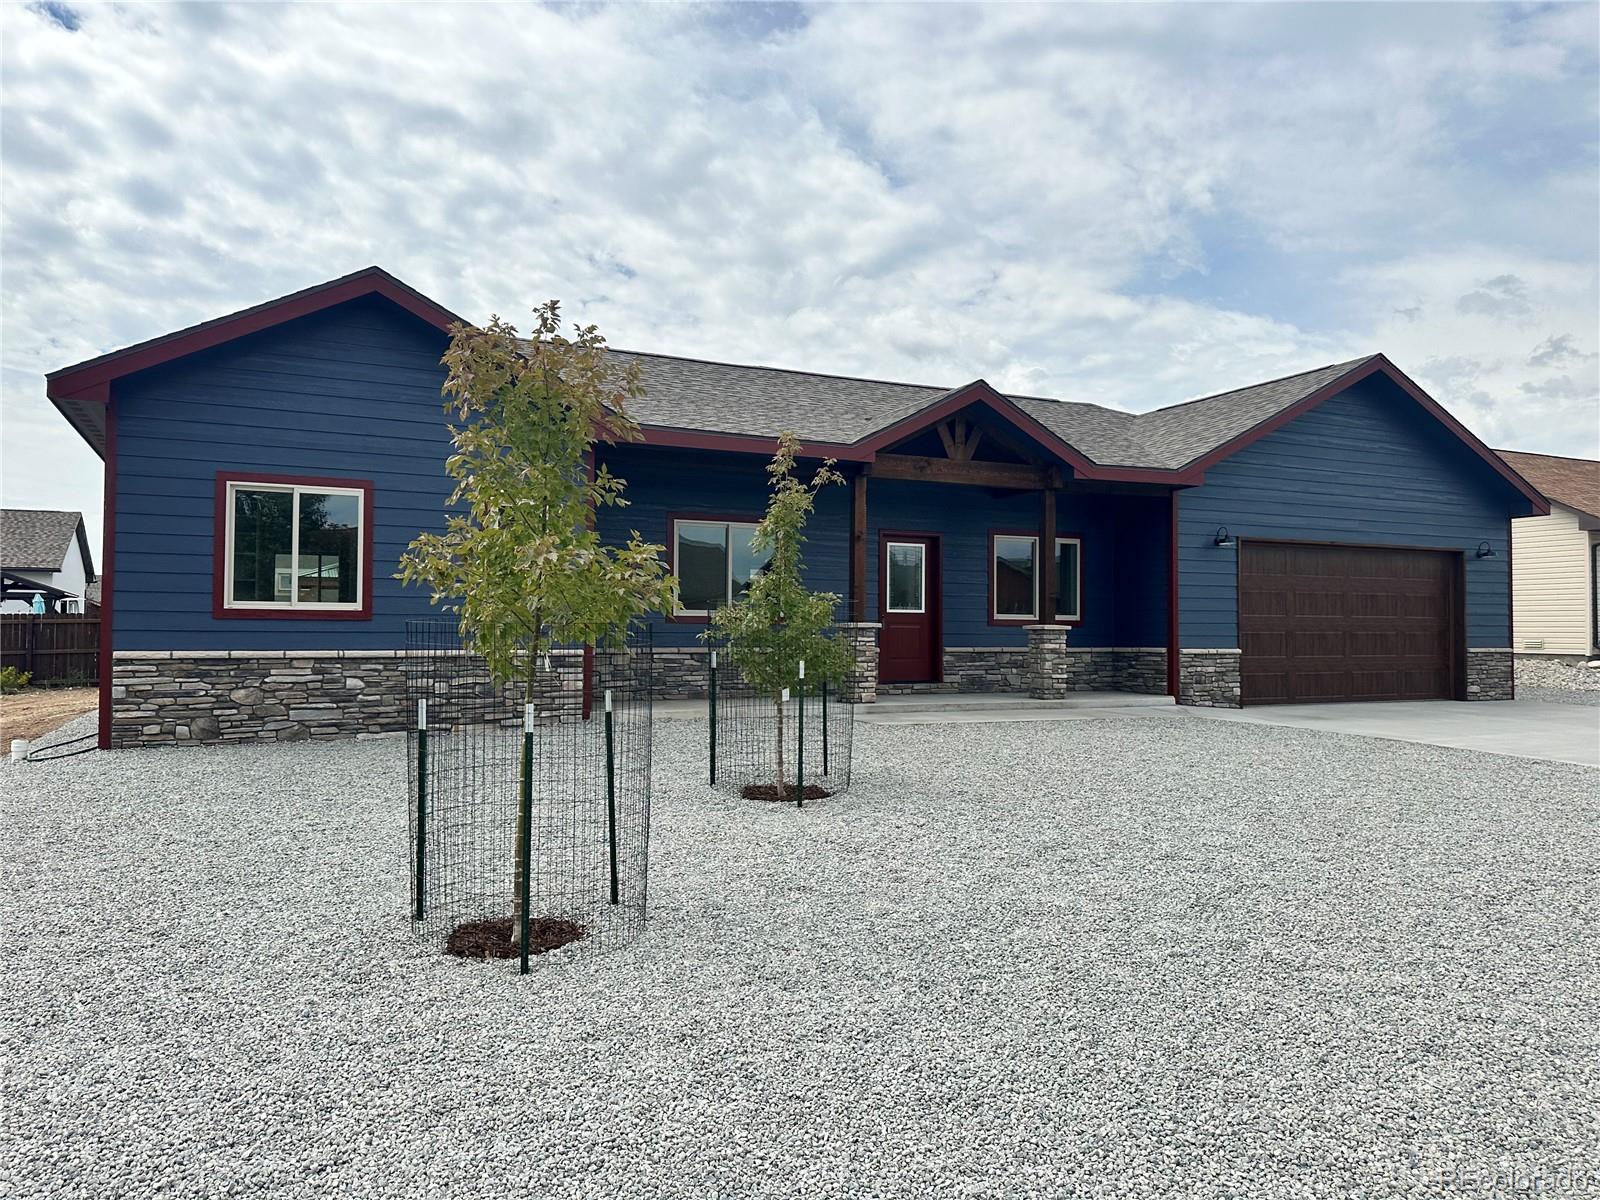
[[885, 541, 926, 613], [1055, 537, 1082, 622], [991, 533, 1038, 621], [671, 518, 771, 616], [223, 478, 366, 613]]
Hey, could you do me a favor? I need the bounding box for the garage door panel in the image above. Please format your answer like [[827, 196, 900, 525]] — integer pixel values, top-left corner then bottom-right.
[[1294, 591, 1347, 619], [1289, 630, 1347, 658], [1348, 670, 1403, 698], [1348, 630, 1395, 656], [1242, 629, 1291, 658], [1239, 542, 1459, 705]]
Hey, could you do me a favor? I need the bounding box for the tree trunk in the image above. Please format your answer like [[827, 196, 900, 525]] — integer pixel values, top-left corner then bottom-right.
[[774, 690, 786, 793], [512, 652, 537, 948]]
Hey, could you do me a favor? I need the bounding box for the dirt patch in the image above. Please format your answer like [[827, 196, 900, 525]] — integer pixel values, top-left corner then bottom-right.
[[444, 915, 586, 959], [0, 688, 97, 751], [740, 782, 833, 803]]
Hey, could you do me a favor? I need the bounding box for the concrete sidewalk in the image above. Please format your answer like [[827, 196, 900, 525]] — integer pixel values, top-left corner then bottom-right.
[[1183, 700, 1599, 768], [654, 691, 1180, 726]]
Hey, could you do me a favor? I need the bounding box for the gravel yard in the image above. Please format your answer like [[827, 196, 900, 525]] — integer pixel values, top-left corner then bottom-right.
[[1516, 655, 1600, 706], [4, 713, 1597, 1199]]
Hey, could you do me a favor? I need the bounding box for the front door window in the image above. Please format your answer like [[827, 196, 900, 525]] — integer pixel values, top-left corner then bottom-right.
[[886, 542, 926, 613]]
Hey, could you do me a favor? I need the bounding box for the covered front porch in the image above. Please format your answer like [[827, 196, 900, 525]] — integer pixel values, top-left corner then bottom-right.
[[602, 382, 1180, 703], [841, 443, 1175, 699]]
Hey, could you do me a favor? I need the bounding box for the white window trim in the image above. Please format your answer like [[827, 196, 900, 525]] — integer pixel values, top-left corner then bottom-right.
[[1055, 536, 1082, 622], [885, 541, 927, 614], [992, 533, 1039, 621], [672, 518, 762, 617], [223, 480, 365, 612]]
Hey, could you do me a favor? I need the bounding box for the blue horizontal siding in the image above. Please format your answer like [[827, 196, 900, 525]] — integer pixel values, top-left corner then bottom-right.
[[864, 479, 1150, 646], [595, 453, 1167, 650], [112, 296, 455, 650], [110, 297, 1170, 654], [594, 445, 850, 649], [1177, 378, 1522, 649]]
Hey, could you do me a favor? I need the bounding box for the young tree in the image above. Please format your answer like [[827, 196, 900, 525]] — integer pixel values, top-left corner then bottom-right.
[[707, 431, 850, 793], [399, 303, 676, 941]]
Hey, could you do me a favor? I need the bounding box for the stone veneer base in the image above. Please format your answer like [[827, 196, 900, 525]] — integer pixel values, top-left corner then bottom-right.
[[1177, 648, 1242, 708], [112, 642, 1176, 748], [877, 646, 1168, 697], [1464, 648, 1514, 701], [112, 650, 410, 748]]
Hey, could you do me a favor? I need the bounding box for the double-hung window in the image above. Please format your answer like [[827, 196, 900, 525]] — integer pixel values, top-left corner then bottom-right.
[[990, 533, 1084, 622], [1054, 537, 1082, 621], [221, 476, 368, 615], [992, 534, 1039, 620], [672, 518, 771, 616]]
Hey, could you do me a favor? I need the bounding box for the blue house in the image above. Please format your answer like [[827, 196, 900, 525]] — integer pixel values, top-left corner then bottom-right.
[[46, 268, 1548, 749]]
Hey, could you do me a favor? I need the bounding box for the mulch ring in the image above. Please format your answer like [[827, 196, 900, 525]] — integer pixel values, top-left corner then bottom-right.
[[444, 915, 586, 960], [740, 782, 833, 803]]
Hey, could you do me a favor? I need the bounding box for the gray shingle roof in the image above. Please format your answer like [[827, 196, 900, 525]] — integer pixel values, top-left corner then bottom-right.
[[1123, 357, 1376, 469], [1, 509, 90, 573], [598, 348, 1376, 472], [609, 350, 951, 443]]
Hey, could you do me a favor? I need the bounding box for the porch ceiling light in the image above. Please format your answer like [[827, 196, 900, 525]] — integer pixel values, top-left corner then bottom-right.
[[1476, 541, 1495, 558], [1213, 526, 1236, 548]]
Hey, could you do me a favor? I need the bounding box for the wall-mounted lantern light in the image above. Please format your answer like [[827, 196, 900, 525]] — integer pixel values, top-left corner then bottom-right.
[[1214, 526, 1236, 548], [1475, 541, 1495, 559]]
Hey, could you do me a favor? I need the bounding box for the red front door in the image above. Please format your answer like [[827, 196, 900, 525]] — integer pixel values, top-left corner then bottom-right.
[[879, 535, 939, 683]]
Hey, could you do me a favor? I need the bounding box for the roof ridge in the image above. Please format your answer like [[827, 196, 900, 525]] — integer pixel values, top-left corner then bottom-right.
[[1494, 447, 1599, 466], [606, 346, 951, 395], [1009, 393, 1136, 417], [1132, 355, 1377, 421]]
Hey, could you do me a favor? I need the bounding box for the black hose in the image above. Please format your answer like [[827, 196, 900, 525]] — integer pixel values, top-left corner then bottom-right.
[[23, 732, 98, 762]]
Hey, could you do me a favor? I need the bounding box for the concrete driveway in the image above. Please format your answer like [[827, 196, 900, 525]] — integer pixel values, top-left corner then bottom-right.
[[1186, 699, 1600, 767]]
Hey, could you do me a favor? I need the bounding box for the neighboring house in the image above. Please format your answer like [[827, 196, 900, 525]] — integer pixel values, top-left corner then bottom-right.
[[1496, 450, 1600, 658], [45, 268, 1548, 749], [0, 508, 97, 614]]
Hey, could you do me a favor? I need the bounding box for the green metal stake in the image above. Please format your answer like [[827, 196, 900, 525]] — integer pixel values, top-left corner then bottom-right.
[[795, 660, 805, 808], [518, 702, 534, 976], [604, 689, 619, 905], [413, 698, 428, 922], [821, 679, 829, 778], [707, 649, 718, 787]]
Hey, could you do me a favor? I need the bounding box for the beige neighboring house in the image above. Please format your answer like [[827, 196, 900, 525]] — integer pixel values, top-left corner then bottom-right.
[[1497, 450, 1600, 659]]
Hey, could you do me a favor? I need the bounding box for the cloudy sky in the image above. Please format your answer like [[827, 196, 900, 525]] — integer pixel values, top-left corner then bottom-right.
[[3, 1, 1597, 552]]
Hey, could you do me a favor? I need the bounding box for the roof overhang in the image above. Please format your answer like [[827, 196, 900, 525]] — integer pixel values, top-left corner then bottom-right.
[[46, 266, 462, 458], [40, 266, 1550, 518]]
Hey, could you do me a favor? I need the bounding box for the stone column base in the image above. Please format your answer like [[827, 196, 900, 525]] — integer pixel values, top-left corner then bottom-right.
[[1177, 648, 1241, 708], [835, 623, 881, 704], [1465, 648, 1514, 700], [1025, 625, 1071, 699]]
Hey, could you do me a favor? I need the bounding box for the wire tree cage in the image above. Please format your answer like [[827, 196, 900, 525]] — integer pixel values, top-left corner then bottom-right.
[[406, 618, 654, 970], [704, 631, 855, 804]]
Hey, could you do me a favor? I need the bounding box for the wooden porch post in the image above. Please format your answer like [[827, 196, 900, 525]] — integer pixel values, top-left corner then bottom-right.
[[1040, 485, 1056, 622], [850, 471, 868, 622]]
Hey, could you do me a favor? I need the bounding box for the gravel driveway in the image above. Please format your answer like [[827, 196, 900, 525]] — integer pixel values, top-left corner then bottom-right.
[[4, 714, 1596, 1199]]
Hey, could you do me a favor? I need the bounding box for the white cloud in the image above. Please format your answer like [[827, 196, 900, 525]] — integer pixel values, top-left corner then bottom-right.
[[1, 1, 1595, 557]]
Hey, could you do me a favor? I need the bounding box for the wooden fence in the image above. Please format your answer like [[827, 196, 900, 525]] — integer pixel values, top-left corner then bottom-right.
[[1, 616, 100, 685]]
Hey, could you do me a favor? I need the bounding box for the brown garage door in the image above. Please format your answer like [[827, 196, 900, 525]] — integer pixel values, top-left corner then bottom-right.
[[1239, 542, 1460, 705]]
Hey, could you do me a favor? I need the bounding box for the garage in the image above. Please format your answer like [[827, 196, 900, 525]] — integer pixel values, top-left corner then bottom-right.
[[1238, 541, 1461, 704]]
